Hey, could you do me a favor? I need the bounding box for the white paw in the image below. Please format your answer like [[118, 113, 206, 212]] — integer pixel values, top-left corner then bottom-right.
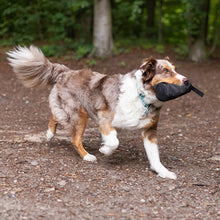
[[46, 129, 54, 141], [83, 153, 97, 162], [158, 170, 177, 180], [99, 146, 115, 156], [151, 164, 177, 180]]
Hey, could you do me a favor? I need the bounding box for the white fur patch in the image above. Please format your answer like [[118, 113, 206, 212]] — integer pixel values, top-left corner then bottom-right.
[[83, 153, 97, 162], [46, 129, 54, 141], [144, 138, 177, 180], [100, 130, 119, 156], [99, 146, 114, 156], [112, 73, 157, 129], [134, 69, 143, 80], [175, 73, 186, 85]]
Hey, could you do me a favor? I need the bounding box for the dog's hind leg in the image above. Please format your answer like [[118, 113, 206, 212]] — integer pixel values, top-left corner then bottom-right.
[[98, 110, 119, 156], [71, 108, 97, 162], [46, 115, 58, 141]]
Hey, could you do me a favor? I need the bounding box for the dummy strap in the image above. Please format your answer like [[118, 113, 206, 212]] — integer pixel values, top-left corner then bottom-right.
[[191, 86, 204, 97]]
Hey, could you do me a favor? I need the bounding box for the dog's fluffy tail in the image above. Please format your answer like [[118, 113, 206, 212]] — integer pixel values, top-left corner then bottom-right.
[[7, 45, 69, 88]]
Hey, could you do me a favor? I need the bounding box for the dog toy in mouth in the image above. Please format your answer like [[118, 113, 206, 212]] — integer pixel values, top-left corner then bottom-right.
[[153, 81, 204, 102]]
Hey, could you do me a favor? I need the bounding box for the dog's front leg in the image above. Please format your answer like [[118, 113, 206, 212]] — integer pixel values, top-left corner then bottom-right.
[[142, 128, 177, 179]]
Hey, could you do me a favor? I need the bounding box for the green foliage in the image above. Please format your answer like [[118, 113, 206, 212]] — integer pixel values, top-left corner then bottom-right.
[[40, 44, 70, 58], [130, 0, 145, 21], [121, 61, 126, 66], [115, 38, 155, 50], [86, 59, 97, 67], [161, 1, 188, 44], [72, 0, 92, 11], [39, 39, 93, 59], [0, 0, 219, 58], [173, 44, 189, 57], [112, 0, 145, 38], [75, 44, 94, 60], [154, 45, 164, 54], [207, 0, 220, 45], [182, 0, 208, 37], [0, 0, 92, 44]]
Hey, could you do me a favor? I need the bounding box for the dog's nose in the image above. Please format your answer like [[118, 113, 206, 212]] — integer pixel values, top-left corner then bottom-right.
[[183, 78, 189, 85]]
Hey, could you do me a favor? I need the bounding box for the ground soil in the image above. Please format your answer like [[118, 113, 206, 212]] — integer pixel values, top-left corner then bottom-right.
[[0, 47, 219, 219]]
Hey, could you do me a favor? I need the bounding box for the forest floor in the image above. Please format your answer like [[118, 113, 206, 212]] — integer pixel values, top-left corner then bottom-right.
[[0, 47, 219, 219]]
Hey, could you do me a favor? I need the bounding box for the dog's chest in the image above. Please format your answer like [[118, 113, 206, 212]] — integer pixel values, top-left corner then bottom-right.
[[111, 76, 154, 130], [112, 103, 152, 130]]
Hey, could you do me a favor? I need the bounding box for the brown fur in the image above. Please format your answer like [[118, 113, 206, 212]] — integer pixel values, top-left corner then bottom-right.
[[48, 115, 58, 134]]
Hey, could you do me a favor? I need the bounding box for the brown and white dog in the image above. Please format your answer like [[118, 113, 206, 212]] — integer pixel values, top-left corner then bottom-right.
[[7, 46, 188, 179]]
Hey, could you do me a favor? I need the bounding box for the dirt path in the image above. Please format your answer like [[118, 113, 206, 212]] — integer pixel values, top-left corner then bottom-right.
[[0, 48, 219, 219]]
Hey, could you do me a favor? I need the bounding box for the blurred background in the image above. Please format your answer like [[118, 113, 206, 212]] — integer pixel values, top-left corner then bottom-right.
[[0, 0, 219, 62]]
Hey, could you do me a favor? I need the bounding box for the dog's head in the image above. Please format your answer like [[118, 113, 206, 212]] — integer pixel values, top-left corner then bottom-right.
[[139, 56, 188, 87]]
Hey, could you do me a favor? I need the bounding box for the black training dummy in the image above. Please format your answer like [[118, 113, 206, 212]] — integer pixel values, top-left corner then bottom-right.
[[153, 81, 204, 102]]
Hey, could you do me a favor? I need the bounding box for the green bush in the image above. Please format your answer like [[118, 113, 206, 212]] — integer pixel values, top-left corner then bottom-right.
[[0, 0, 92, 45], [76, 44, 94, 60], [154, 45, 164, 54], [0, 0, 219, 58], [173, 44, 189, 57]]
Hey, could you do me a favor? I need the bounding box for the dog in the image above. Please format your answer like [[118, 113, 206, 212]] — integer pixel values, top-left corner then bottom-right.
[[7, 45, 188, 179]]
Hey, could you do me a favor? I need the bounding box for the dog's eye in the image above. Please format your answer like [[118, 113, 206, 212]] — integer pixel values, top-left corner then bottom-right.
[[164, 68, 169, 73]]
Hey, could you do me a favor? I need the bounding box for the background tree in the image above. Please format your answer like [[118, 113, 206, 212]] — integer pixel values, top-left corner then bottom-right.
[[158, 0, 163, 43], [146, 0, 156, 38], [93, 0, 113, 56], [187, 0, 210, 62], [209, 0, 220, 56], [0, 0, 220, 60]]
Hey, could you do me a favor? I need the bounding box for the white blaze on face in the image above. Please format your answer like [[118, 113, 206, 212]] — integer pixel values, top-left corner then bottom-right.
[[157, 59, 187, 86], [175, 72, 186, 85], [168, 61, 187, 85]]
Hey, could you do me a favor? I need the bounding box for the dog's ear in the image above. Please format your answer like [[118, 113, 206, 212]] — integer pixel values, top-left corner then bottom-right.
[[164, 56, 170, 61], [164, 56, 173, 64], [140, 57, 157, 83], [164, 56, 175, 69]]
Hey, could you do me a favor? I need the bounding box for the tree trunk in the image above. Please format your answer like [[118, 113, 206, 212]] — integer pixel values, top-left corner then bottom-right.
[[146, 0, 156, 37], [158, 0, 163, 43], [93, 0, 113, 56], [189, 39, 206, 62]]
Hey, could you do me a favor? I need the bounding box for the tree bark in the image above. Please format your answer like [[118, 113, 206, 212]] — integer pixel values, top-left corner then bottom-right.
[[93, 0, 113, 56]]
